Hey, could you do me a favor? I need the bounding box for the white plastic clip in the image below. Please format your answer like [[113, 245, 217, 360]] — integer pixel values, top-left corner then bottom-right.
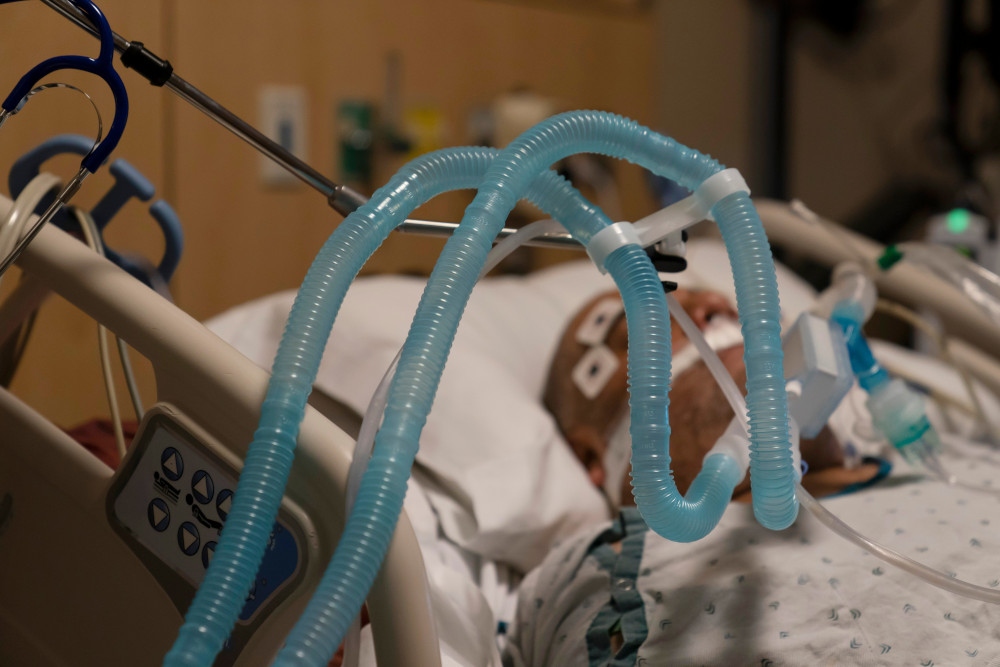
[[693, 168, 750, 215], [633, 168, 750, 250], [586, 221, 642, 274]]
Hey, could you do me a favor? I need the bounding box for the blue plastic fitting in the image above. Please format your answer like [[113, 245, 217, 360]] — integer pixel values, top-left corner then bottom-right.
[[831, 304, 889, 393]]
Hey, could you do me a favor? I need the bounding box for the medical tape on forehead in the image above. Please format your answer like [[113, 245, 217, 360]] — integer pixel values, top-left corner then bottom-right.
[[670, 317, 744, 379], [576, 297, 625, 346], [571, 297, 625, 398], [572, 302, 744, 398], [572, 345, 619, 400]]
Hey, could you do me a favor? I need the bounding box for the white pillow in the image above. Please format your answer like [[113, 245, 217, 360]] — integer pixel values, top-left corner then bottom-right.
[[206, 271, 611, 572]]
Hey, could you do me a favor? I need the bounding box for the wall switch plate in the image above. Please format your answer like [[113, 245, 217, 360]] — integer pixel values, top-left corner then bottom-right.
[[258, 85, 307, 186]]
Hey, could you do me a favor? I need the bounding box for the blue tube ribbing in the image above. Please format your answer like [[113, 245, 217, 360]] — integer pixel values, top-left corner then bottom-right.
[[163, 148, 612, 667], [604, 243, 744, 540], [276, 110, 796, 665], [273, 168, 615, 666], [713, 193, 797, 529]]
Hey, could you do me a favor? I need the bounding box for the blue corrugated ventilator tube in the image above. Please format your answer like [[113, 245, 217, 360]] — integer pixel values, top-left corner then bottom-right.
[[166, 145, 628, 665], [273, 111, 796, 666], [166, 111, 797, 667]]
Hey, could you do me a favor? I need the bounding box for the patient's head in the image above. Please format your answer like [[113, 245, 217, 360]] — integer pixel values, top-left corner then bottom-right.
[[544, 289, 872, 507]]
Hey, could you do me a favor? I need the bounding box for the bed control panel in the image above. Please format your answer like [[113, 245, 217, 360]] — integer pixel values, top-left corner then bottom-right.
[[107, 407, 308, 662]]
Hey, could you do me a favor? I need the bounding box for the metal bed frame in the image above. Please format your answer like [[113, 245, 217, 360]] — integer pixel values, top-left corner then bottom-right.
[[0, 191, 442, 666], [3, 193, 1000, 666]]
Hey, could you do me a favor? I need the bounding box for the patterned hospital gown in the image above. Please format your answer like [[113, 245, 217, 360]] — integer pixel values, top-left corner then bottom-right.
[[503, 436, 1000, 666]]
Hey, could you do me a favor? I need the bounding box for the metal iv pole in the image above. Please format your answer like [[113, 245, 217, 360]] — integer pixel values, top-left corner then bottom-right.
[[33, 0, 580, 248]]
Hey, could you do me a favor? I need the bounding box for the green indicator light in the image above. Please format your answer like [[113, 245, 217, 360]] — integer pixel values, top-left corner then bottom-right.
[[946, 208, 972, 234]]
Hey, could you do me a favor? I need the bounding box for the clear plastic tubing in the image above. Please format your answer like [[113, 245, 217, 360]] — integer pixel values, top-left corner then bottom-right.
[[276, 111, 795, 665], [797, 486, 1000, 603], [665, 292, 748, 431], [164, 148, 616, 667]]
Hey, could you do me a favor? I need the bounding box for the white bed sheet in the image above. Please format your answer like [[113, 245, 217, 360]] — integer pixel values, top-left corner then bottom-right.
[[203, 243, 1000, 666], [506, 434, 1000, 666]]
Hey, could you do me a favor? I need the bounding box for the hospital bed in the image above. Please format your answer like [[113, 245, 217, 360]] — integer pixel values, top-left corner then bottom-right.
[[0, 191, 441, 666], [0, 2, 996, 663], [204, 214, 1000, 664], [4, 167, 1000, 665]]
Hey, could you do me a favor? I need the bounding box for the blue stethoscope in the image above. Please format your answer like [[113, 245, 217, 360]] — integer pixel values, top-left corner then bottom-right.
[[0, 0, 128, 276]]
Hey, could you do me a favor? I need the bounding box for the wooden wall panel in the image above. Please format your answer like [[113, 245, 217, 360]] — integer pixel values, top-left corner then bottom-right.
[[167, 0, 658, 320], [0, 0, 659, 426], [790, 0, 946, 221]]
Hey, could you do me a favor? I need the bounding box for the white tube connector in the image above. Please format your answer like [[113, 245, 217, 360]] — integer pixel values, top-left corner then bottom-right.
[[812, 261, 877, 323], [693, 168, 751, 214], [790, 417, 803, 482], [633, 168, 750, 250], [587, 168, 750, 273], [586, 221, 641, 273], [706, 416, 752, 478]]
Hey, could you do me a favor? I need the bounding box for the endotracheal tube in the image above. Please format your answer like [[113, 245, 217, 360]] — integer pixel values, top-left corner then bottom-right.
[[167, 111, 797, 667]]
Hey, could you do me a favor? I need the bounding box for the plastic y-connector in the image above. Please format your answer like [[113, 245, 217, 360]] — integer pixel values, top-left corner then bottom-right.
[[588, 168, 750, 274], [632, 168, 750, 249]]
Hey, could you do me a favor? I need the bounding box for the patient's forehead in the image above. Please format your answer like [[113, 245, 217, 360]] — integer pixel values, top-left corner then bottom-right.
[[568, 292, 628, 349], [564, 288, 737, 365], [570, 288, 707, 332]]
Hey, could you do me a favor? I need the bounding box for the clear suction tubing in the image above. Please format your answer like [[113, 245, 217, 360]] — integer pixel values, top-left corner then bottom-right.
[[166, 111, 798, 666]]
